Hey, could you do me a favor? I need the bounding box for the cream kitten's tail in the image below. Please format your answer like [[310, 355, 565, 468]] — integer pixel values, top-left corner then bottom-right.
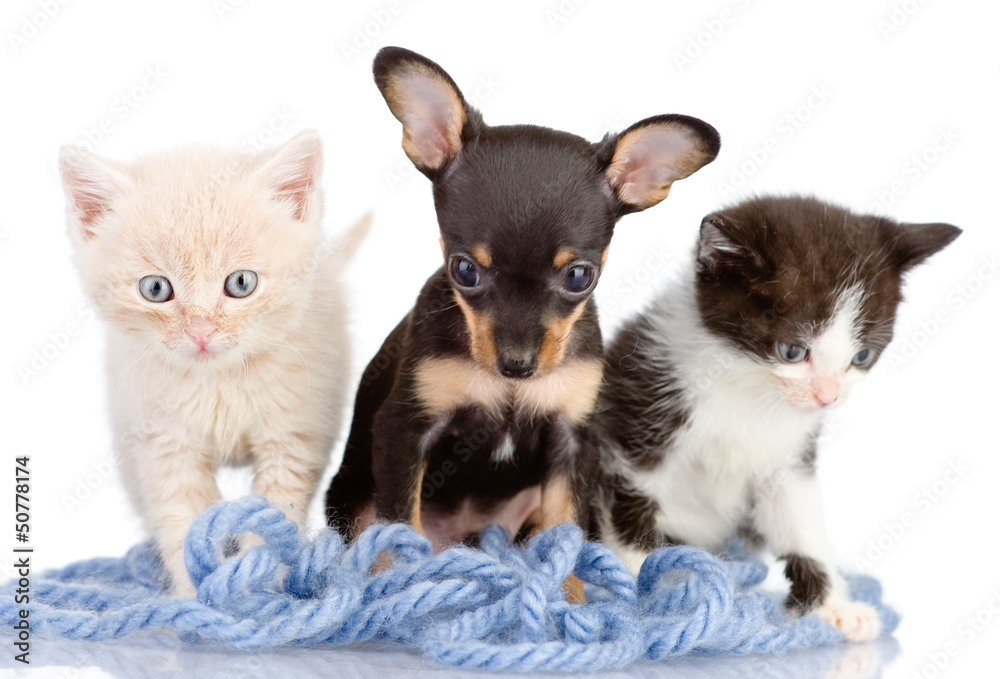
[[334, 212, 372, 263]]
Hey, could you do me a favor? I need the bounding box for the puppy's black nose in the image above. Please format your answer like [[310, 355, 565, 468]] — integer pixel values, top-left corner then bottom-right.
[[498, 350, 538, 379]]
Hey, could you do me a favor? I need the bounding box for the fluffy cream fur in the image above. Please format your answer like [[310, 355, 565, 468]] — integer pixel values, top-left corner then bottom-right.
[[59, 131, 366, 596]]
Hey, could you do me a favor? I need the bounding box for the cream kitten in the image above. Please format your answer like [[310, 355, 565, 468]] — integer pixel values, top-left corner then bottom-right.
[[58, 131, 366, 596]]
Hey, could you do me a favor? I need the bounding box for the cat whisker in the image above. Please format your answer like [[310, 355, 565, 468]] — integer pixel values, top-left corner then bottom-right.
[[114, 339, 157, 401], [261, 339, 312, 389]]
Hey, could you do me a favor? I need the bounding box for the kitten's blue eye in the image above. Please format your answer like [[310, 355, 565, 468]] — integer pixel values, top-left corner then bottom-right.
[[776, 342, 809, 363], [852, 348, 876, 367], [138, 275, 173, 303], [224, 270, 258, 298], [450, 256, 480, 289], [563, 264, 596, 295]]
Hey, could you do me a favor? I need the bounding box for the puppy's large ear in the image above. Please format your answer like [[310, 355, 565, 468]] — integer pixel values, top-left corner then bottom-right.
[[601, 114, 720, 213], [58, 145, 131, 243], [373, 47, 480, 177]]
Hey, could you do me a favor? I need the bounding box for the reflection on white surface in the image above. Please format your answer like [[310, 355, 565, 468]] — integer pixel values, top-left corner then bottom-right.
[[3, 634, 899, 679]]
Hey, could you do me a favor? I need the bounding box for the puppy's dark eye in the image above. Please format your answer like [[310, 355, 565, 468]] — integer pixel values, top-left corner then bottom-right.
[[563, 264, 596, 295], [450, 256, 480, 289]]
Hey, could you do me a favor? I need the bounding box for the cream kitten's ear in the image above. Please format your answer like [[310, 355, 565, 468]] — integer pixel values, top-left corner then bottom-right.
[[58, 145, 130, 242], [256, 129, 324, 222]]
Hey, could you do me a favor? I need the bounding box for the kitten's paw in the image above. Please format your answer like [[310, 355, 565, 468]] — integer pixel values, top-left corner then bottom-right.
[[238, 532, 267, 553], [613, 544, 650, 577], [161, 546, 197, 598], [170, 578, 197, 599], [817, 599, 881, 642]]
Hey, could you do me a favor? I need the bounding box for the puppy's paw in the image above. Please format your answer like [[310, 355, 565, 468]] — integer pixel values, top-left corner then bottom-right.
[[817, 599, 881, 642], [371, 550, 394, 574], [562, 574, 587, 604]]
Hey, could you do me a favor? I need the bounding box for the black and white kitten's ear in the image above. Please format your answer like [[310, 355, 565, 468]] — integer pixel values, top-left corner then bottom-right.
[[602, 114, 720, 213], [58, 145, 131, 242], [373, 46, 481, 177], [697, 213, 765, 273], [891, 221, 962, 272], [255, 129, 324, 222]]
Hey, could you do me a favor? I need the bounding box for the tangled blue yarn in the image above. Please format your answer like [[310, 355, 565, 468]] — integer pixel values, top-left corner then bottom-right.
[[0, 496, 898, 672]]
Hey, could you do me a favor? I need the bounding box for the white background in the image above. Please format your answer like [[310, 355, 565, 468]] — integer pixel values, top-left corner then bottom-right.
[[1, 0, 998, 677]]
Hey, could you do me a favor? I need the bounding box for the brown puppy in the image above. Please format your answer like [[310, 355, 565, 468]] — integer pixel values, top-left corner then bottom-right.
[[326, 47, 720, 600]]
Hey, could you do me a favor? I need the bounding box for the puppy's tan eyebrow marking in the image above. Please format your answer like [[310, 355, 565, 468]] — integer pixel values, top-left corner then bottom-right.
[[471, 244, 492, 268], [554, 247, 576, 269]]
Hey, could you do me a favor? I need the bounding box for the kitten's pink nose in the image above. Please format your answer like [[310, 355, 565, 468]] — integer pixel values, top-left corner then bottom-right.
[[813, 377, 840, 407], [186, 317, 217, 350]]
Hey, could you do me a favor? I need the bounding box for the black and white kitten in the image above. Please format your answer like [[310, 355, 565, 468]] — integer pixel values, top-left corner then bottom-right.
[[594, 195, 960, 641]]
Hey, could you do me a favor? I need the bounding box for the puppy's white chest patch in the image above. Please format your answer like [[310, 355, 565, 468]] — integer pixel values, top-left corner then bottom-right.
[[413, 357, 603, 425]]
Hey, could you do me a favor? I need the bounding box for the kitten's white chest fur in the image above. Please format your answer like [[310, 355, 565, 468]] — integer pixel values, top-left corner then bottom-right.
[[627, 286, 825, 549], [110, 332, 260, 462], [597, 196, 960, 644]]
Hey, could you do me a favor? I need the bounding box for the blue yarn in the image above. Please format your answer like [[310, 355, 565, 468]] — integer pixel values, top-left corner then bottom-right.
[[0, 496, 898, 672]]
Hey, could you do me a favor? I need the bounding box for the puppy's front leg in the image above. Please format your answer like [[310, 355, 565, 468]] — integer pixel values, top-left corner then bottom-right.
[[532, 417, 592, 603], [753, 468, 881, 642], [371, 400, 430, 532]]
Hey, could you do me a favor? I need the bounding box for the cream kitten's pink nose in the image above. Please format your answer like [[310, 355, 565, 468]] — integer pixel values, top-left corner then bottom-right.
[[186, 317, 217, 350], [813, 377, 840, 407]]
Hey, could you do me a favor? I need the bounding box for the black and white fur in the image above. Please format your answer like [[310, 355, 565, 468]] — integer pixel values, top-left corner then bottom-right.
[[594, 196, 960, 641]]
